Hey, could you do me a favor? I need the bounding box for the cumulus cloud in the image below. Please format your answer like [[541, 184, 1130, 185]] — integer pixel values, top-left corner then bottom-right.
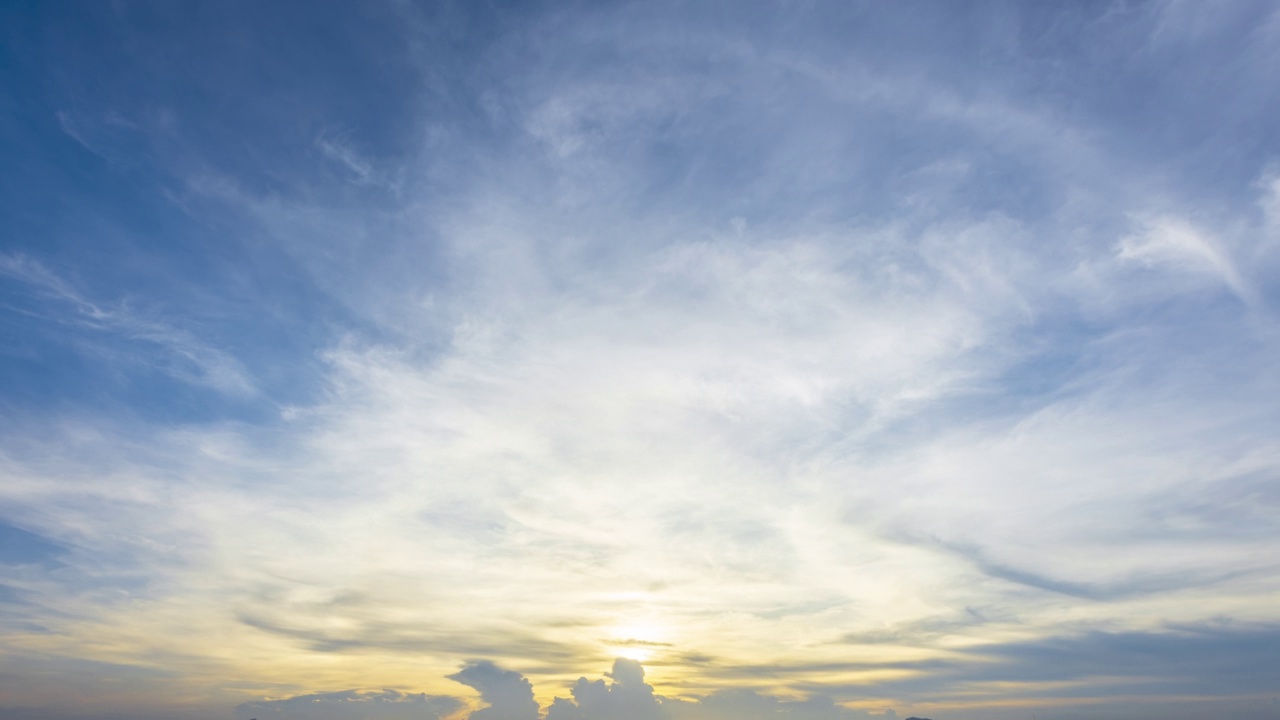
[[229, 661, 910, 720], [439, 660, 904, 720], [449, 661, 540, 720], [546, 659, 664, 720]]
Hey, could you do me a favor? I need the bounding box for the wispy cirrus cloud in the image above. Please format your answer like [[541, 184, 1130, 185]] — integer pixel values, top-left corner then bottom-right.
[[1117, 215, 1259, 307], [2, 2, 1279, 720], [0, 254, 255, 396]]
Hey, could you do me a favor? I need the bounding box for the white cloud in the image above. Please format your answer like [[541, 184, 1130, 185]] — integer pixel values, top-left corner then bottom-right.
[[5, 3, 1280, 717], [1117, 215, 1257, 305], [5, 144, 1279, 718], [0, 254, 256, 396]]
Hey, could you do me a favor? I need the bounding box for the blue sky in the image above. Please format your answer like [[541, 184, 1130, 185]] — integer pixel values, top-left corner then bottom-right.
[[2, 2, 1280, 719]]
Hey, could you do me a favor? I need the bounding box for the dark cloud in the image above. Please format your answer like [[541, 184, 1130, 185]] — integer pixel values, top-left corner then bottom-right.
[[237, 612, 581, 662], [953, 622, 1280, 697], [242, 660, 901, 720], [879, 535, 1254, 601], [228, 640, 1280, 720], [668, 689, 896, 720], [949, 543, 1237, 600], [483, 660, 899, 720], [235, 690, 460, 720], [613, 639, 675, 648], [796, 623, 1280, 702]]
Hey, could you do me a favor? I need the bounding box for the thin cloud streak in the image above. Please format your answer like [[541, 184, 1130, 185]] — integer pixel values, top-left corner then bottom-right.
[[0, 254, 256, 397]]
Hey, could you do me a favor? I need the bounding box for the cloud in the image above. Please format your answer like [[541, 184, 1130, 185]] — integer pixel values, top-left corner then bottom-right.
[[1117, 215, 1258, 305], [743, 623, 1280, 710], [477, 660, 901, 720], [0, 520, 66, 569], [316, 134, 375, 183], [236, 690, 461, 720], [315, 132, 401, 191], [546, 659, 663, 720], [949, 623, 1280, 698], [55, 111, 99, 157], [449, 661, 540, 720], [230, 660, 906, 720], [3, 2, 1280, 718], [0, 254, 256, 396], [669, 691, 897, 720]]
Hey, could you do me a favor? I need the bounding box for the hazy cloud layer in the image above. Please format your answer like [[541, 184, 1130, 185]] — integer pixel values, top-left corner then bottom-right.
[[237, 690, 460, 720], [2, 2, 1279, 720]]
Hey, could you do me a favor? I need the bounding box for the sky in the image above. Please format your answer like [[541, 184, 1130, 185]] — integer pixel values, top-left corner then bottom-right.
[[1, 1, 1280, 719]]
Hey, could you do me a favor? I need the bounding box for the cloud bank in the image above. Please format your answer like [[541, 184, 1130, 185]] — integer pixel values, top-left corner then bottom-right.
[[238, 660, 901, 720]]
